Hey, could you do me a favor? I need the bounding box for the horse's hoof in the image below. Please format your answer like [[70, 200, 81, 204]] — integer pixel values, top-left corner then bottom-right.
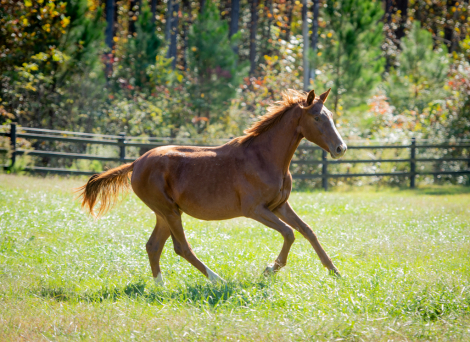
[[205, 266, 226, 283], [263, 265, 276, 276], [154, 273, 165, 286], [329, 268, 342, 278]]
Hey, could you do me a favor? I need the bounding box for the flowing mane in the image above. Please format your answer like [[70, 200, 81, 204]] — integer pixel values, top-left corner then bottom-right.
[[230, 89, 308, 146]]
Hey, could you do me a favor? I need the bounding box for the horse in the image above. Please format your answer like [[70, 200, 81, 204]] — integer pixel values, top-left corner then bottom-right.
[[77, 88, 347, 285]]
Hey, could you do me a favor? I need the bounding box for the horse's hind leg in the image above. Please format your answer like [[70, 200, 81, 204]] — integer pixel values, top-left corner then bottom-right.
[[164, 211, 225, 283], [146, 215, 171, 285]]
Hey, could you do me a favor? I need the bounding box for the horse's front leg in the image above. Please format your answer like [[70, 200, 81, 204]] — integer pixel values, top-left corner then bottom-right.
[[249, 206, 296, 274], [274, 201, 340, 276]]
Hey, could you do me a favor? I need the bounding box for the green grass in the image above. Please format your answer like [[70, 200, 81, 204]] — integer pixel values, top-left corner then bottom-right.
[[1, 174, 469, 341]]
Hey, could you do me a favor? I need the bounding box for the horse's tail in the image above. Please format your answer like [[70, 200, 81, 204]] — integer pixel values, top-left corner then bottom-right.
[[76, 162, 134, 218]]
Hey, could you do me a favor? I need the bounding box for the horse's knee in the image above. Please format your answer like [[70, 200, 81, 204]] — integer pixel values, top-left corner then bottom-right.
[[174, 244, 192, 258], [173, 243, 183, 256], [284, 229, 295, 244], [146, 241, 159, 254]]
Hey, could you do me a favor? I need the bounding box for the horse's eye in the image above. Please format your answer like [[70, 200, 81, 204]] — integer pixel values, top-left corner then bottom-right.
[[314, 116, 320, 122]]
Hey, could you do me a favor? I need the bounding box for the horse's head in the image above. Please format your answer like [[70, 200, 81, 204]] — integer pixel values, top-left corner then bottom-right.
[[298, 89, 347, 159]]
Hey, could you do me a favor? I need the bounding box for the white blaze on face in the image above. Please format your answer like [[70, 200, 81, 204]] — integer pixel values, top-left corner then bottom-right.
[[154, 272, 164, 286], [324, 108, 345, 156]]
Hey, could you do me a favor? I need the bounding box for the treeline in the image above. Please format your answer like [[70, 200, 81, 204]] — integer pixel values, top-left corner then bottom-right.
[[0, 0, 469, 142]]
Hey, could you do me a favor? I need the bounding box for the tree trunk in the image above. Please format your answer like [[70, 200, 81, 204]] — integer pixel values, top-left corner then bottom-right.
[[230, 0, 240, 53], [267, 0, 273, 53], [182, 0, 191, 70], [394, 0, 408, 40], [200, 0, 206, 14], [105, 0, 115, 50], [128, 0, 139, 36], [384, 0, 392, 23], [165, 0, 172, 41], [105, 0, 115, 77], [250, 0, 259, 75], [302, 0, 309, 91], [444, 0, 458, 52], [309, 0, 319, 81], [168, 2, 179, 69], [151, 0, 158, 24], [285, 0, 294, 42]]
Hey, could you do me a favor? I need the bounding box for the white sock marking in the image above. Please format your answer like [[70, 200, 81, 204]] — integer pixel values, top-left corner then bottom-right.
[[204, 265, 225, 283], [265, 264, 276, 273], [154, 272, 164, 286]]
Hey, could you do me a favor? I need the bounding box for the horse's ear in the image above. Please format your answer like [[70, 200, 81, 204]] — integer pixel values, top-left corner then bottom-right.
[[300, 90, 316, 110], [306, 90, 316, 106], [319, 88, 331, 103]]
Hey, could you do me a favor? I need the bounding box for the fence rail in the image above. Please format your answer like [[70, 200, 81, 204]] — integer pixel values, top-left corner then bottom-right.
[[1, 123, 469, 190]]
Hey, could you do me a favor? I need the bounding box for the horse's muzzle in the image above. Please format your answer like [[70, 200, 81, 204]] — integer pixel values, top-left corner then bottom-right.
[[330, 143, 347, 159]]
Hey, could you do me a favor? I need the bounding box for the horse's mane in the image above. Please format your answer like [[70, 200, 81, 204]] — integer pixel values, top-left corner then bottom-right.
[[230, 89, 307, 146]]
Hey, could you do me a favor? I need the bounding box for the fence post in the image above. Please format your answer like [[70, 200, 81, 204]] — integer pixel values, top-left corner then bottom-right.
[[118, 132, 126, 162], [9, 122, 17, 170], [410, 137, 416, 189], [322, 150, 328, 191]]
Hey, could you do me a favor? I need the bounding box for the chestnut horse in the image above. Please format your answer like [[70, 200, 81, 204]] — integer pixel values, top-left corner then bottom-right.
[[77, 89, 347, 285]]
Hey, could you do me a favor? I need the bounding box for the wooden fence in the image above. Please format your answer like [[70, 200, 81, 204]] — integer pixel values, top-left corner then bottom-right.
[[1, 123, 469, 190]]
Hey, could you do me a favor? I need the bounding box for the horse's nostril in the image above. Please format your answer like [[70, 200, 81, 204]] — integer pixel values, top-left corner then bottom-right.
[[336, 146, 343, 154]]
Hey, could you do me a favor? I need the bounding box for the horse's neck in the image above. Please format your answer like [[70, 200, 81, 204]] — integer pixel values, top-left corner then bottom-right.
[[250, 108, 303, 174]]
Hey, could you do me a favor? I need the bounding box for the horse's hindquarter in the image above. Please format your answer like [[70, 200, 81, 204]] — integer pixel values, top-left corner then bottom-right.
[[133, 145, 245, 220]]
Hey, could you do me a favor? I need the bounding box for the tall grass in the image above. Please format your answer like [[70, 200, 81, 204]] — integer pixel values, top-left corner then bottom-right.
[[0, 174, 469, 341]]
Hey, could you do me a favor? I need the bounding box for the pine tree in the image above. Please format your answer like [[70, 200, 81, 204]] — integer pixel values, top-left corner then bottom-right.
[[319, 0, 385, 112], [113, 4, 162, 91], [187, 1, 248, 123], [386, 22, 450, 114]]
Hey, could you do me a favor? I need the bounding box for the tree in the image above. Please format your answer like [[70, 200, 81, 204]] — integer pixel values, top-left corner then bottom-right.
[[113, 3, 162, 91], [249, 0, 259, 74], [151, 0, 158, 24], [128, 0, 141, 36], [319, 0, 385, 112], [409, 0, 469, 54], [165, 0, 172, 41], [386, 22, 450, 114], [167, 1, 179, 69], [309, 0, 319, 81], [181, 0, 191, 70], [0, 0, 106, 130], [105, 0, 116, 77], [229, 0, 240, 53], [394, 0, 408, 40], [187, 1, 248, 123], [285, 0, 294, 42], [200, 0, 206, 14], [302, 0, 309, 90]]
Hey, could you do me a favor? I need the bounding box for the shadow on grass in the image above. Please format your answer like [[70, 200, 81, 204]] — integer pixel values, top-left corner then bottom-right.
[[34, 278, 273, 307]]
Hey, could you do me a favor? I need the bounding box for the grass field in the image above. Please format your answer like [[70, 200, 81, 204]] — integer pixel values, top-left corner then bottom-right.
[[0, 174, 469, 341]]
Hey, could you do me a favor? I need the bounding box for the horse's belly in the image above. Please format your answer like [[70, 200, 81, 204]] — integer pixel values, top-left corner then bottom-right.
[[176, 190, 242, 221]]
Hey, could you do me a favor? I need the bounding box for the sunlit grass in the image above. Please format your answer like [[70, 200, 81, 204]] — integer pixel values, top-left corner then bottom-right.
[[1, 174, 469, 341]]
